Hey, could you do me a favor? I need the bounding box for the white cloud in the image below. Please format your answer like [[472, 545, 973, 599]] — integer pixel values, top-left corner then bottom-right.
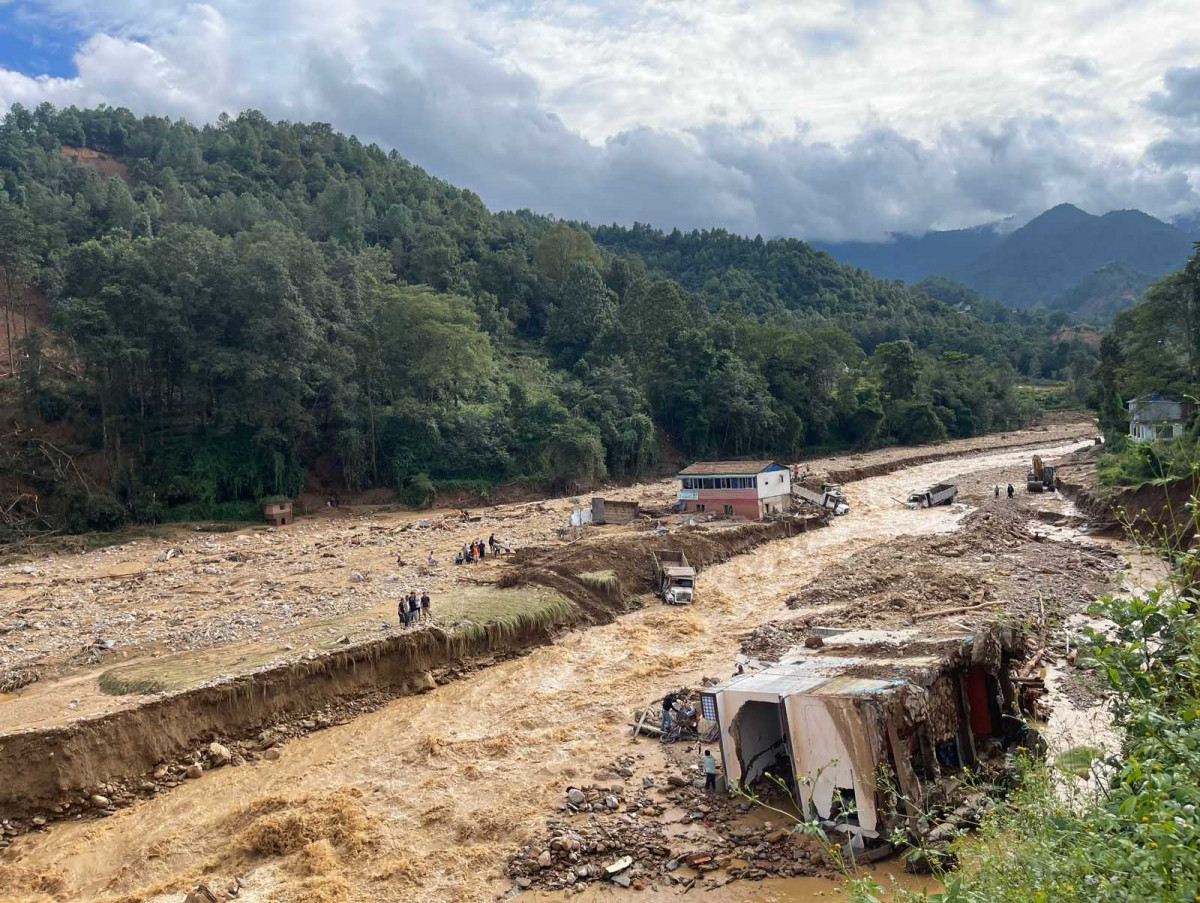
[[0, 0, 1198, 241]]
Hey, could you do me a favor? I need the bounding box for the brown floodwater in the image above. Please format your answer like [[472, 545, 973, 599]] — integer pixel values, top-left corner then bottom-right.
[[4, 440, 1097, 903]]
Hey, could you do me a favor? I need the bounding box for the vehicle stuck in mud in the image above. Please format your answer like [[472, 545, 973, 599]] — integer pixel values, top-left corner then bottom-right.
[[906, 482, 959, 508]]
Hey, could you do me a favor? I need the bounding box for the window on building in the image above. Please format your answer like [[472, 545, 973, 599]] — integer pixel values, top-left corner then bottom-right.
[[695, 504, 705, 512], [724, 505, 734, 516]]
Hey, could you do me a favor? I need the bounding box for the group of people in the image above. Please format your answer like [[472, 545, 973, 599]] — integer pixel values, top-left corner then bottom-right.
[[454, 533, 509, 565], [994, 484, 1015, 499], [398, 589, 431, 628]]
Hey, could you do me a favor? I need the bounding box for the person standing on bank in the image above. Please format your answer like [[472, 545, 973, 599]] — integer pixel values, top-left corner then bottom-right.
[[703, 749, 719, 792]]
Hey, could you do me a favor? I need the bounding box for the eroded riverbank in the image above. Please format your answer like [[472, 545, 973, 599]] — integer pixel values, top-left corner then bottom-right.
[[0, 426, 1124, 903]]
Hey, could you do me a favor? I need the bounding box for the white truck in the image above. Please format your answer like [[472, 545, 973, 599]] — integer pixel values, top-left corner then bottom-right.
[[906, 482, 958, 509], [652, 550, 696, 605], [794, 483, 850, 516]]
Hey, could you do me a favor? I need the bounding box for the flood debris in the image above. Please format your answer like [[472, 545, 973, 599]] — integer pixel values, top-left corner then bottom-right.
[[703, 623, 1034, 848], [506, 758, 835, 895]]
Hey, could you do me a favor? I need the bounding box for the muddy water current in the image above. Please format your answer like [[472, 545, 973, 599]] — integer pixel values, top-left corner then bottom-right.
[[7, 440, 1116, 903]]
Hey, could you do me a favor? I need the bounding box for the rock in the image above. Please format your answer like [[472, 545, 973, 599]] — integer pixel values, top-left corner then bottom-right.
[[202, 566, 221, 576], [604, 795, 619, 810], [263, 747, 282, 761], [982, 553, 995, 562], [90, 795, 110, 809], [926, 822, 958, 844], [349, 571, 365, 583], [613, 874, 632, 888], [32, 816, 46, 827], [208, 742, 232, 765], [336, 635, 351, 645], [642, 777, 654, 789], [185, 763, 204, 779], [184, 885, 224, 903], [666, 774, 688, 787], [764, 829, 788, 844], [605, 855, 633, 876], [537, 850, 553, 868], [803, 635, 825, 649], [567, 788, 586, 806], [516, 877, 532, 889], [153, 764, 169, 780]]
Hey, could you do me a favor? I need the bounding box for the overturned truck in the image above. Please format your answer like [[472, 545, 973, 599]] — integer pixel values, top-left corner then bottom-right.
[[700, 625, 1029, 839]]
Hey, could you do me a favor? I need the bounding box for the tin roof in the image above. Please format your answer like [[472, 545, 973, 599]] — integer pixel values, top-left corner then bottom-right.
[[678, 460, 781, 476], [708, 627, 974, 700]]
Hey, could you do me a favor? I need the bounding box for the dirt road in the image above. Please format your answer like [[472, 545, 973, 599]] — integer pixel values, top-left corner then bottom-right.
[[0, 432, 1115, 903]]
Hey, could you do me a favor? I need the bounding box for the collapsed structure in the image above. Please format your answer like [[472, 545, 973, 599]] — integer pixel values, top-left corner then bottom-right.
[[700, 624, 1027, 836]]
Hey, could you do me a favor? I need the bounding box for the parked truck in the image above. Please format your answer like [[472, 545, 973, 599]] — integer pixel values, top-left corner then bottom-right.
[[906, 482, 958, 509], [793, 483, 850, 515], [652, 550, 696, 605]]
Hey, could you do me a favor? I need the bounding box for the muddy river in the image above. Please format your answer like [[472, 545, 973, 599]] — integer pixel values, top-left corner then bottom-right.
[[3, 438, 1132, 903]]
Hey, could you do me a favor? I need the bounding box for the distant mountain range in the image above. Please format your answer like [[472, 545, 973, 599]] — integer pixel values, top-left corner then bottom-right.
[[813, 204, 1199, 320]]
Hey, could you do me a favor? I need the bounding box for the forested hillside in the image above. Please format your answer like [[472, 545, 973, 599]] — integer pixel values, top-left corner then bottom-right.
[[1097, 242, 1200, 433], [0, 105, 1095, 538]]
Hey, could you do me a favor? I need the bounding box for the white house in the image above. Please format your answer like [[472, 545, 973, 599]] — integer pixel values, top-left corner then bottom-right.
[[677, 461, 791, 520], [1128, 394, 1193, 442]]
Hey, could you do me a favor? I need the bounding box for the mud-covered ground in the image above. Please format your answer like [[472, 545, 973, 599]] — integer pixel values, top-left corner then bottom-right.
[[0, 420, 1093, 722], [0, 422, 1118, 903]]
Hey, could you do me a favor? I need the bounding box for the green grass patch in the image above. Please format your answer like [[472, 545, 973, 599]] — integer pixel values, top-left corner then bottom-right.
[[577, 569, 621, 596], [98, 585, 576, 696], [441, 584, 576, 641], [1096, 435, 1200, 488]]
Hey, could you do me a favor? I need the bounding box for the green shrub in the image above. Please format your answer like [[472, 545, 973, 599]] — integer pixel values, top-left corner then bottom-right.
[[400, 473, 435, 508]]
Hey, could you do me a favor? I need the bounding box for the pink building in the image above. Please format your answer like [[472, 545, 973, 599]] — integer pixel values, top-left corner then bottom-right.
[[676, 460, 792, 520]]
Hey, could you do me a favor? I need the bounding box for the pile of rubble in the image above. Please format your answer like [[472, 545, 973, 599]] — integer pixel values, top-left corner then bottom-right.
[[782, 501, 1122, 630], [506, 757, 832, 895]]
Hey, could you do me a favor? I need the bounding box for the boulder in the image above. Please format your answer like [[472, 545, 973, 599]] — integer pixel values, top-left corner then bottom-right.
[[567, 788, 586, 806], [185, 763, 204, 779], [263, 747, 282, 761], [184, 884, 225, 903], [208, 742, 232, 766], [537, 850, 553, 869], [90, 795, 111, 810]]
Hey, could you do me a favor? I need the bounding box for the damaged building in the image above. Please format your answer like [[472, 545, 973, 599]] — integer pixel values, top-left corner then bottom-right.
[[700, 625, 1029, 836]]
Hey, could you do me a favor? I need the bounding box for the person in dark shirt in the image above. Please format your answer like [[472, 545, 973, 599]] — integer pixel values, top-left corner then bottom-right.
[[661, 691, 678, 734]]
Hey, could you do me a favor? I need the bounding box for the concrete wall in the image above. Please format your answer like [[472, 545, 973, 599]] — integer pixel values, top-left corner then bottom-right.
[[683, 494, 761, 519]]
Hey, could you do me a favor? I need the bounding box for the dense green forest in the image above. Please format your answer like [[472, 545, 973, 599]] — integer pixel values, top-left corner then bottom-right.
[[0, 104, 1097, 537], [1092, 241, 1200, 484]]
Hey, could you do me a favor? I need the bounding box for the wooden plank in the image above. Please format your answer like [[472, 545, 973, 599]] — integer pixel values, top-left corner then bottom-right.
[[886, 719, 922, 829], [632, 708, 650, 738], [913, 599, 1003, 621], [916, 725, 939, 780], [955, 673, 978, 767]]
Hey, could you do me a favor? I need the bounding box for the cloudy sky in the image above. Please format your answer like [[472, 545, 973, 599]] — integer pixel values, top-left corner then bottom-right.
[[0, 0, 1197, 241]]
